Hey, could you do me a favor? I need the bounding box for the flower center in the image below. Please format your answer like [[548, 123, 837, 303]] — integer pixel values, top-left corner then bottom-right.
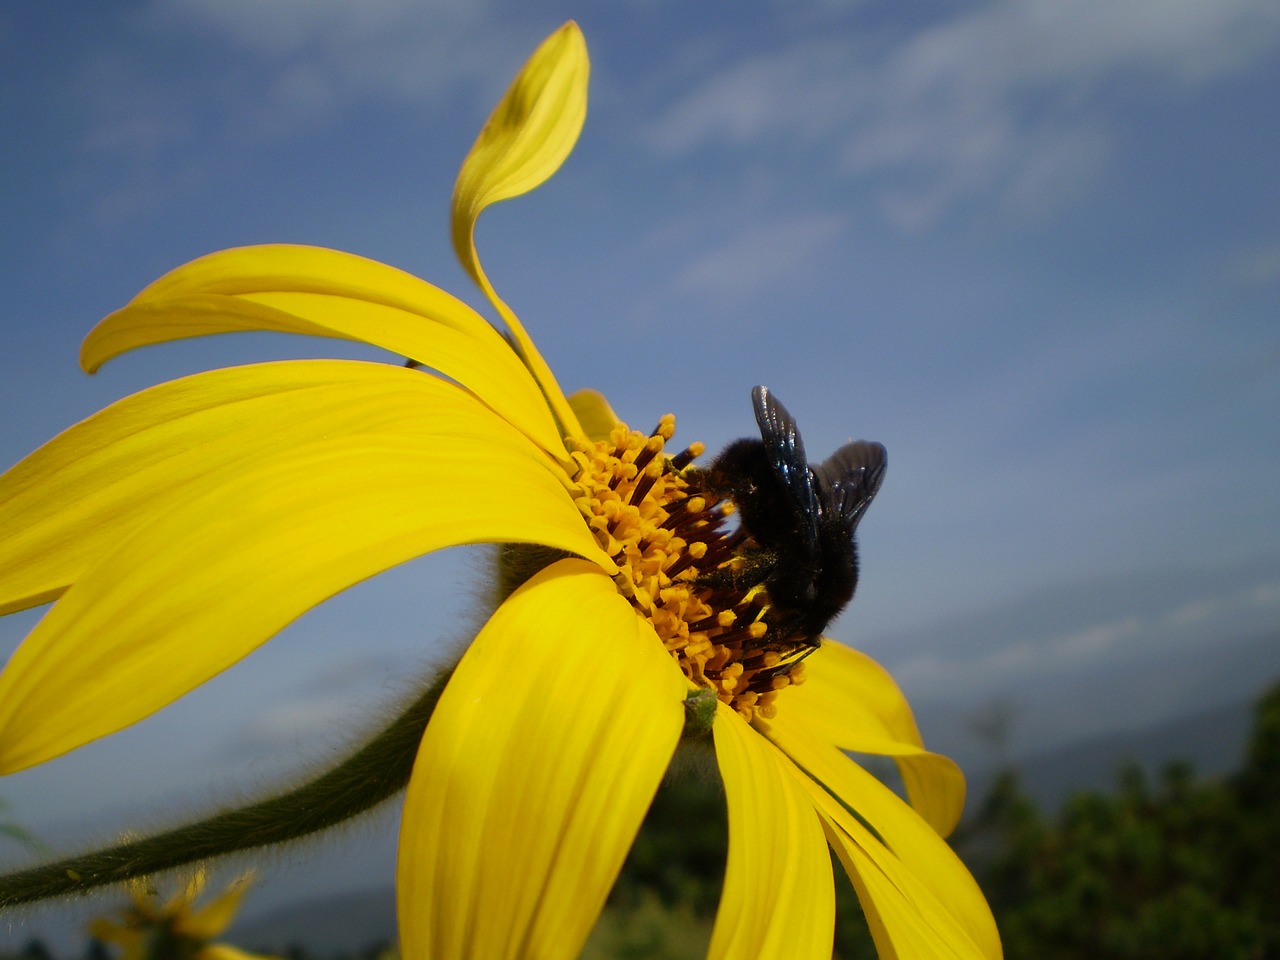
[[566, 416, 813, 723]]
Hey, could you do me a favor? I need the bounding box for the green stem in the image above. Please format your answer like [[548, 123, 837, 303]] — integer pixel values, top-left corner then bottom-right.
[[0, 668, 451, 910]]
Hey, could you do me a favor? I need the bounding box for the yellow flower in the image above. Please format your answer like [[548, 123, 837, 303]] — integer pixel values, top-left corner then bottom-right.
[[88, 870, 272, 960], [0, 22, 1000, 960]]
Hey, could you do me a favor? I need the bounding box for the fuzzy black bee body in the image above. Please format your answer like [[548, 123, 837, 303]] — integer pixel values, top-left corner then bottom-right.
[[706, 386, 886, 643]]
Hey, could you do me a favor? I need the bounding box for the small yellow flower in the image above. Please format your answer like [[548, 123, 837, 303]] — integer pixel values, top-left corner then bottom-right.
[[0, 22, 1000, 960], [89, 870, 272, 960]]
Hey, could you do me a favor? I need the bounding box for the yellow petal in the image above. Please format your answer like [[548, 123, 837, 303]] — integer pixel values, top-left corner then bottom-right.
[[0, 360, 497, 616], [894, 751, 966, 839], [397, 559, 685, 960], [708, 703, 834, 960], [0, 393, 614, 774], [788, 641, 965, 835], [182, 875, 253, 940], [790, 641, 923, 747], [452, 21, 588, 225], [174, 868, 208, 908], [81, 244, 566, 457], [766, 717, 1001, 960], [800, 769, 1001, 960], [199, 945, 279, 960], [86, 918, 134, 947], [567, 388, 623, 443], [450, 22, 589, 439]]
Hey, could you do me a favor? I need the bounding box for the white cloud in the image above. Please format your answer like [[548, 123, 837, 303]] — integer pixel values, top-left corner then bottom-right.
[[893, 613, 1146, 701], [84, 0, 535, 153], [147, 0, 529, 128], [645, 38, 857, 154], [154, 0, 501, 72], [890, 572, 1280, 712], [66, 53, 212, 225], [675, 211, 847, 303], [155, 0, 454, 56], [646, 0, 1280, 228], [64, 0, 544, 226]]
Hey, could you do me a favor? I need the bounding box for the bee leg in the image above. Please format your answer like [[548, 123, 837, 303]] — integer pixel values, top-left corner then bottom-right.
[[695, 549, 775, 592], [754, 640, 821, 685]]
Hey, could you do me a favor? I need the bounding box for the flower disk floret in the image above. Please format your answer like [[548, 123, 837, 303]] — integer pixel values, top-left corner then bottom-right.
[[563, 415, 812, 722]]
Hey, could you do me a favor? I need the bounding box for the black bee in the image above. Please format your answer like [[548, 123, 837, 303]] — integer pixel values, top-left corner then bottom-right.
[[705, 386, 886, 644]]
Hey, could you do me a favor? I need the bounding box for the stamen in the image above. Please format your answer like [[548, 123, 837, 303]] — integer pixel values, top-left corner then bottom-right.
[[565, 416, 820, 724], [669, 442, 704, 471]]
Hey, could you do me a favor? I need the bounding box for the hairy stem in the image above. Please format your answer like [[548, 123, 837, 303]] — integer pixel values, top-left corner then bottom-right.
[[0, 668, 451, 910]]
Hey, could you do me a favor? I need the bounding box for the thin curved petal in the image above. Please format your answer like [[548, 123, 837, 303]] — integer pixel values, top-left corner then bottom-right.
[[894, 752, 966, 839], [182, 877, 253, 940], [0, 398, 614, 774], [789, 641, 965, 835], [567, 388, 622, 443], [81, 245, 566, 457], [199, 945, 278, 960], [450, 22, 588, 438], [766, 717, 1000, 960], [86, 919, 139, 952], [806, 770, 1001, 960], [451, 21, 588, 228], [397, 559, 686, 960], [0, 360, 498, 616], [708, 703, 834, 960]]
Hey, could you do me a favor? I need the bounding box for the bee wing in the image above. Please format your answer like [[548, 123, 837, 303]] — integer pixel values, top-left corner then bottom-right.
[[751, 386, 820, 551], [814, 440, 886, 531]]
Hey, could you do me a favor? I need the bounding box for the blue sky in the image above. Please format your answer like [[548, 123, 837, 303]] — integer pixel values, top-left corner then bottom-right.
[[2, 0, 1280, 929]]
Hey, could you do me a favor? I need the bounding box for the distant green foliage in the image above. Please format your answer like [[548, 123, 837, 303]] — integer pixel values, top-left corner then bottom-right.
[[962, 681, 1280, 959], [582, 893, 712, 960], [609, 757, 729, 920]]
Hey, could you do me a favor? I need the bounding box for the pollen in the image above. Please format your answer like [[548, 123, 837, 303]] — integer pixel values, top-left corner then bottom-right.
[[566, 417, 810, 724]]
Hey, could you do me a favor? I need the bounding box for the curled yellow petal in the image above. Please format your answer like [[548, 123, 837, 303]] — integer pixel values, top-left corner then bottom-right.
[[0, 385, 613, 774], [767, 716, 1001, 959], [788, 640, 965, 835], [709, 703, 834, 960], [451, 21, 589, 438], [451, 22, 588, 272], [81, 244, 566, 457], [807, 769, 1002, 960], [398, 559, 685, 960], [895, 751, 967, 840]]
